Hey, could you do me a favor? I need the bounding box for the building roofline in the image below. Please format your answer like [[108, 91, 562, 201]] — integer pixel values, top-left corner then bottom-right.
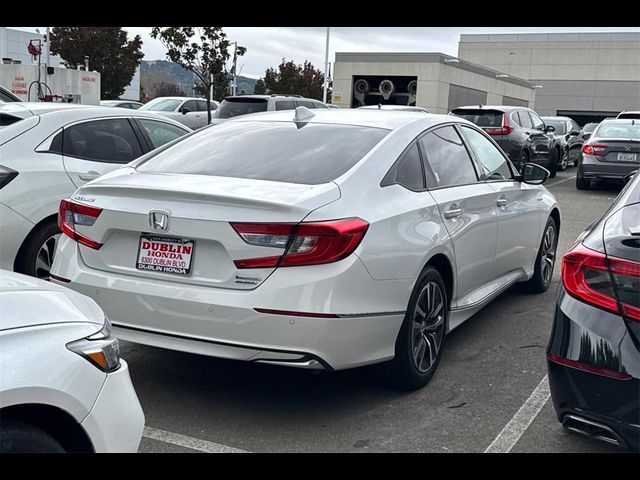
[[459, 32, 640, 43], [334, 52, 534, 88]]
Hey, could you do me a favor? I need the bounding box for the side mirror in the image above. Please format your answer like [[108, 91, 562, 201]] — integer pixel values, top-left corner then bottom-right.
[[569, 130, 580, 136], [520, 163, 549, 185], [180, 107, 190, 115], [544, 125, 556, 133]]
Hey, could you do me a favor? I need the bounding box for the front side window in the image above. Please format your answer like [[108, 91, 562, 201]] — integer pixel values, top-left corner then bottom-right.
[[460, 126, 513, 181], [138, 119, 189, 149], [529, 111, 545, 130], [544, 119, 566, 134], [63, 118, 143, 163], [420, 126, 478, 189], [181, 100, 197, 113]]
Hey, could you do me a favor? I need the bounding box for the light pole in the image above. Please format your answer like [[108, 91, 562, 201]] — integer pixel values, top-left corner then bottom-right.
[[323, 27, 330, 103]]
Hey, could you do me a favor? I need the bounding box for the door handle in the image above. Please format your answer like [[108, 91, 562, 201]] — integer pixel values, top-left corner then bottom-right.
[[443, 207, 462, 219], [497, 196, 508, 207], [79, 171, 100, 181]]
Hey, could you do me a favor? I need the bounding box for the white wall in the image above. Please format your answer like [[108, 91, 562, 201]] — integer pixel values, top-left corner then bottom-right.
[[0, 27, 60, 67], [120, 65, 140, 101], [0, 64, 100, 105]]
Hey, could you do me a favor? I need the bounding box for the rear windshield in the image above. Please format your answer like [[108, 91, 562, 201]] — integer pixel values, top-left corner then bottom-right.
[[595, 122, 640, 140], [217, 98, 268, 119], [544, 119, 566, 134], [137, 121, 389, 185], [451, 109, 504, 128], [617, 112, 640, 119]]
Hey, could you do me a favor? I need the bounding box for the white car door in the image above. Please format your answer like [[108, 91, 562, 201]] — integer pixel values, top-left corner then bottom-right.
[[419, 125, 499, 307], [60, 118, 146, 188], [459, 125, 543, 277], [177, 100, 207, 129]]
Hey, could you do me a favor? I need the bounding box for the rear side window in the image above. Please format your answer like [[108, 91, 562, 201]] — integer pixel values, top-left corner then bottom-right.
[[420, 126, 478, 188], [382, 143, 425, 190], [63, 118, 143, 164], [518, 111, 533, 128], [138, 121, 389, 185], [296, 101, 315, 108], [314, 102, 329, 109], [216, 98, 268, 118], [196, 100, 215, 112], [275, 100, 296, 111]]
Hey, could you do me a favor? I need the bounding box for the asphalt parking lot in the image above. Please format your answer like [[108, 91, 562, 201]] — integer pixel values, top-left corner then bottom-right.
[[120, 168, 625, 453]]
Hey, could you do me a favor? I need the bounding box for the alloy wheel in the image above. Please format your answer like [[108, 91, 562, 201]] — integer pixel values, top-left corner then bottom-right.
[[35, 233, 62, 280], [540, 224, 556, 286], [411, 281, 445, 373]]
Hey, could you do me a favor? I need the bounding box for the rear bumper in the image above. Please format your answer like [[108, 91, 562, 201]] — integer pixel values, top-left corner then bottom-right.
[[0, 202, 34, 271], [81, 360, 145, 453], [51, 237, 408, 370], [547, 287, 640, 451], [581, 155, 639, 181]]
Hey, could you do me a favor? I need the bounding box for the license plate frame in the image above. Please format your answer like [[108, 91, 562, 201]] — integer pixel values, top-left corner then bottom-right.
[[136, 235, 195, 276], [617, 152, 637, 163]]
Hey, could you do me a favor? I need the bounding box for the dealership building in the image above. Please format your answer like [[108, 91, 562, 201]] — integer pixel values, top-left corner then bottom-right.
[[458, 32, 640, 124], [333, 31, 639, 125]]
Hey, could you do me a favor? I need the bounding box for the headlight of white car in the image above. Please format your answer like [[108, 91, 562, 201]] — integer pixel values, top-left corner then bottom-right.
[[66, 318, 121, 373]]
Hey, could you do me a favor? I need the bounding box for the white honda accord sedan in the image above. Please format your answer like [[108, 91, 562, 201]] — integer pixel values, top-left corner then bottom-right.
[[51, 108, 560, 390], [0, 269, 144, 452]]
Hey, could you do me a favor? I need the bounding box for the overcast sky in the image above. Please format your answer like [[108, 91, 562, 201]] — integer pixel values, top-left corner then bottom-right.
[[17, 26, 639, 78]]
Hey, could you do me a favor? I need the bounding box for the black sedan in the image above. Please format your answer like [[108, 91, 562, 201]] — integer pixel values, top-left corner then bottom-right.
[[542, 116, 583, 169], [547, 170, 640, 451]]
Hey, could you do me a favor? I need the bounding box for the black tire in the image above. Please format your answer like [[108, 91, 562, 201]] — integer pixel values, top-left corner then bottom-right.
[[15, 218, 62, 280], [547, 148, 559, 178], [516, 150, 529, 173], [523, 217, 558, 293], [0, 419, 65, 453], [387, 266, 448, 390], [573, 160, 578, 167], [576, 168, 590, 190]]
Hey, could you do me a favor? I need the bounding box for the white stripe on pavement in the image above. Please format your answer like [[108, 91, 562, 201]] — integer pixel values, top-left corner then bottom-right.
[[143, 426, 249, 453], [546, 175, 576, 188], [484, 376, 551, 453]]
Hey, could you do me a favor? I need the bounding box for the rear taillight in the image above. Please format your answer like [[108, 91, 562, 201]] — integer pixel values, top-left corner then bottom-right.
[[231, 218, 369, 268], [485, 114, 512, 136], [562, 243, 640, 321], [58, 199, 103, 250], [581, 144, 607, 157], [0, 165, 18, 189]]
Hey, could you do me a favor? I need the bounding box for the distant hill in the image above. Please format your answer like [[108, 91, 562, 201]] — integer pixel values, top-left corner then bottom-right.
[[141, 60, 258, 99]]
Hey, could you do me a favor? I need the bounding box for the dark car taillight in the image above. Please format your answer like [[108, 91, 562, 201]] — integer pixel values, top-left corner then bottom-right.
[[581, 144, 607, 157], [231, 218, 369, 268], [58, 199, 104, 250], [485, 114, 512, 136], [562, 243, 640, 321], [0, 165, 18, 189]]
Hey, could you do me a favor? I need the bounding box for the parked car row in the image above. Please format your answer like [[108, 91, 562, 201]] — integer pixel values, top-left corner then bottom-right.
[[1, 102, 637, 452]]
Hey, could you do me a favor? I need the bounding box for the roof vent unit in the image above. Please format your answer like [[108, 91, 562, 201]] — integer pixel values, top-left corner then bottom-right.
[[378, 79, 395, 100], [353, 79, 369, 106]]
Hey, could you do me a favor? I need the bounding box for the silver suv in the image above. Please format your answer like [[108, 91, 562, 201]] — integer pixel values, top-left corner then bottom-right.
[[211, 94, 329, 124]]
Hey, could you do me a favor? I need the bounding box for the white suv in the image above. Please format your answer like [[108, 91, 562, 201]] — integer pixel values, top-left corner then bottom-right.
[[211, 94, 330, 124]]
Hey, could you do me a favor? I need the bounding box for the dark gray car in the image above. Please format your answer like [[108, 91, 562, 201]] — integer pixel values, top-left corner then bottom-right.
[[576, 119, 640, 189], [542, 116, 583, 169], [451, 105, 562, 177]]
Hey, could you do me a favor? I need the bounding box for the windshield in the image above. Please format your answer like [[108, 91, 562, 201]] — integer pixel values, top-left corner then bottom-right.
[[138, 121, 389, 185], [595, 122, 640, 140], [140, 98, 181, 112], [216, 98, 269, 119], [543, 119, 566, 134]]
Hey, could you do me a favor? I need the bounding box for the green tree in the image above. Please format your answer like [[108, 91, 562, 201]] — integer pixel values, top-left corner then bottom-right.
[[263, 59, 324, 100], [152, 82, 185, 99], [49, 27, 143, 100], [254, 78, 266, 95], [150, 27, 246, 124]]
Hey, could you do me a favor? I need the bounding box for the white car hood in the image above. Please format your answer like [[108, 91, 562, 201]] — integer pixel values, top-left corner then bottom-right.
[[0, 270, 105, 331]]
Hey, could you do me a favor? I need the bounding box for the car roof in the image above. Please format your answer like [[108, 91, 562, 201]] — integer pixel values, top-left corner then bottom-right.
[[146, 96, 215, 102], [0, 103, 193, 129], [223, 94, 321, 101], [229, 108, 469, 131], [453, 105, 527, 112], [358, 105, 428, 112], [542, 116, 572, 121]]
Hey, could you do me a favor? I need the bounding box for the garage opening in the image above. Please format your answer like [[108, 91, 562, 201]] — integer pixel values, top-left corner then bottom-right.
[[351, 75, 418, 108]]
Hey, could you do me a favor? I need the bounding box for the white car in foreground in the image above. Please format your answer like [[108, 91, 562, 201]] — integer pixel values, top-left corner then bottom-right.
[[51, 108, 560, 390], [0, 102, 191, 280], [0, 270, 144, 452]]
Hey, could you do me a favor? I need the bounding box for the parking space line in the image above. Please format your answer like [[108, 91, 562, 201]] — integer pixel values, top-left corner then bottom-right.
[[143, 426, 249, 453], [484, 376, 550, 453], [546, 175, 576, 188]]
